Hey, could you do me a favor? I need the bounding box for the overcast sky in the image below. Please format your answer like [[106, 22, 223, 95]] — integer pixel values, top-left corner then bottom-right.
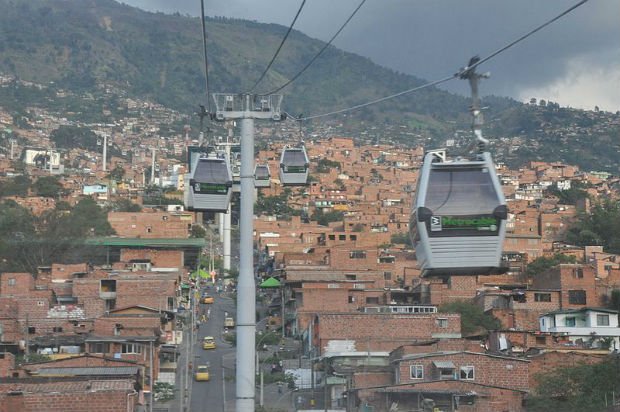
[[122, 0, 620, 112]]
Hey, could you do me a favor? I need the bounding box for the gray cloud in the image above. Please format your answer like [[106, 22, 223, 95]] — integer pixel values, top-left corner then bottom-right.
[[121, 0, 620, 111]]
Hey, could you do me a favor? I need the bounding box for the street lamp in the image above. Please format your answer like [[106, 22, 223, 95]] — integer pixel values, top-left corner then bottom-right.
[[256, 330, 281, 407]]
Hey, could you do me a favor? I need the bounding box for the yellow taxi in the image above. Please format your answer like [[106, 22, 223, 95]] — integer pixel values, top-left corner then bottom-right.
[[194, 364, 210, 381], [201, 295, 214, 304], [202, 336, 216, 350]]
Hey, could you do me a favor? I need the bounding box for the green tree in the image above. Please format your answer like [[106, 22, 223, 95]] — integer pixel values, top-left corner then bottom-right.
[[33, 175, 63, 198], [311, 210, 344, 226], [190, 224, 206, 238], [566, 200, 620, 253], [0, 175, 31, 196], [439, 300, 501, 336], [526, 253, 577, 277], [391, 232, 412, 247], [107, 165, 126, 183], [62, 197, 114, 237], [527, 359, 620, 412], [109, 198, 142, 212]]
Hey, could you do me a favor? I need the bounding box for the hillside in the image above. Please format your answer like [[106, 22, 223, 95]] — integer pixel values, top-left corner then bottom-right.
[[1, 0, 619, 173], [0, 0, 517, 132]]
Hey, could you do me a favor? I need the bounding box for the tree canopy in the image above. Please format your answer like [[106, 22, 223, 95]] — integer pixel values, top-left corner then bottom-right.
[[566, 200, 620, 253], [439, 300, 501, 336], [527, 358, 620, 412]]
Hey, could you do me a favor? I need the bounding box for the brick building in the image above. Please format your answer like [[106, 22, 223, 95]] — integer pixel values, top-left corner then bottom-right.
[[311, 312, 461, 354]]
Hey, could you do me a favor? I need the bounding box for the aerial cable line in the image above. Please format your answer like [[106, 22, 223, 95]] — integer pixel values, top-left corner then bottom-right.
[[263, 0, 367, 95], [467, 0, 589, 72], [287, 75, 455, 121], [248, 0, 308, 93], [292, 0, 590, 121], [200, 0, 211, 114]]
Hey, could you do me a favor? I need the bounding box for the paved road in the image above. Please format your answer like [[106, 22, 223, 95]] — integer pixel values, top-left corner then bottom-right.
[[190, 291, 236, 412]]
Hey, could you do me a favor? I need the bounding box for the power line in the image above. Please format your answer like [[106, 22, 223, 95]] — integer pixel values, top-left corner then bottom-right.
[[248, 0, 307, 93], [263, 0, 368, 95], [200, 0, 211, 113], [293, 0, 590, 121]]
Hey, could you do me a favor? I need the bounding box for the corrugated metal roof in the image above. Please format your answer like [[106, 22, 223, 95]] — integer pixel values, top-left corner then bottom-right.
[[37, 366, 139, 376], [432, 360, 455, 369]]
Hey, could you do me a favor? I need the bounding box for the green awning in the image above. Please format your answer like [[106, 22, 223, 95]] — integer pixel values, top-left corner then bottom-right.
[[191, 268, 209, 279], [259, 277, 281, 288]]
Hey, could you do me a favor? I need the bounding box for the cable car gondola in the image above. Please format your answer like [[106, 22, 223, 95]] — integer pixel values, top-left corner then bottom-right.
[[184, 156, 233, 213], [410, 150, 507, 277], [279, 147, 309, 186], [254, 164, 271, 188]]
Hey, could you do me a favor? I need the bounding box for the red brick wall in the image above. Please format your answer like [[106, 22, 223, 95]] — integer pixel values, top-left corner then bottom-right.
[[318, 313, 461, 353], [0, 273, 34, 296], [528, 351, 606, 390], [120, 249, 184, 268], [397, 352, 529, 391], [0, 384, 137, 412], [0, 353, 15, 377], [108, 211, 193, 239]]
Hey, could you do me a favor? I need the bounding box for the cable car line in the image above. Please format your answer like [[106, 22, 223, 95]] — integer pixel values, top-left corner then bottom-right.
[[200, 0, 212, 114], [248, 0, 308, 93], [286, 0, 589, 122], [262, 0, 368, 96], [465, 0, 589, 74]]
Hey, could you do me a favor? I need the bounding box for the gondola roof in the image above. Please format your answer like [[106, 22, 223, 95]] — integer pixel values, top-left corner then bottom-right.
[[193, 158, 232, 184], [281, 148, 307, 166], [255, 165, 270, 178]]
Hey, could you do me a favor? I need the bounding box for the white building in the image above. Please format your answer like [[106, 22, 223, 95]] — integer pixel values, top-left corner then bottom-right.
[[539, 307, 620, 351]]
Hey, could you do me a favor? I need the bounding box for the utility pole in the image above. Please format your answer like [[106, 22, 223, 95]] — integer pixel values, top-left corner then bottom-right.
[[102, 133, 108, 172], [9, 139, 16, 160], [213, 93, 283, 412], [217, 122, 236, 273], [150, 148, 156, 184]]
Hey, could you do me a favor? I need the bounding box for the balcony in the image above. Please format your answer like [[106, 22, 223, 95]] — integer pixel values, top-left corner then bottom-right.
[[100, 291, 117, 299]]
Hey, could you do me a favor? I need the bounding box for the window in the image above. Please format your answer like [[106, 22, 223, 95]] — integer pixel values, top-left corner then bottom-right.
[[327, 283, 340, 289], [535, 336, 546, 345], [568, 290, 586, 305], [349, 250, 366, 259], [534, 293, 551, 302], [383, 271, 392, 280], [52, 327, 63, 333], [8, 278, 15, 286], [565, 317, 576, 327], [348, 296, 355, 303], [28, 327, 36, 334], [573, 268, 584, 279], [366, 297, 379, 304], [597, 314, 610, 326], [121, 343, 143, 354], [328, 235, 335, 241], [339, 235, 346, 241], [345, 274, 357, 280], [410, 365, 424, 379], [460, 366, 475, 380], [89, 343, 110, 353], [436, 318, 448, 328]]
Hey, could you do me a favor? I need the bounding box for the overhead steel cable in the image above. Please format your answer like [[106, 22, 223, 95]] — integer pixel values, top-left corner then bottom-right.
[[292, 0, 590, 121], [248, 0, 307, 93], [467, 0, 589, 72], [200, 0, 211, 114], [288, 75, 455, 121], [262, 0, 368, 95]]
